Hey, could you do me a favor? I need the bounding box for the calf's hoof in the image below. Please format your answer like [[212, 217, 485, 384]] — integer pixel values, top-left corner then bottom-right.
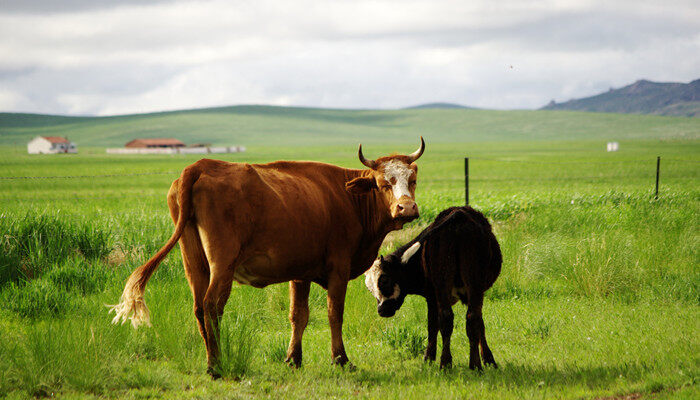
[[439, 357, 452, 369]]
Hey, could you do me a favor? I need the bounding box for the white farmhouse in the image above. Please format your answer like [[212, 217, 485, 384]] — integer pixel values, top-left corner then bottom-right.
[[27, 136, 77, 154]]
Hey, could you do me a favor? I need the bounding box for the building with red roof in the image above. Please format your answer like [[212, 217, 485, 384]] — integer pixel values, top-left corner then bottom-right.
[[27, 136, 77, 154]]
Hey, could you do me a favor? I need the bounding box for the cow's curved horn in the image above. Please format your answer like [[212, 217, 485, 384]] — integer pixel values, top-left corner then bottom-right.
[[406, 136, 425, 163], [358, 144, 377, 169]]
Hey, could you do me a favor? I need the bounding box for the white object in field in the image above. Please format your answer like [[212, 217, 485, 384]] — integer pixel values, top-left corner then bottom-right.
[[106, 146, 246, 155], [27, 136, 77, 154], [606, 142, 619, 152]]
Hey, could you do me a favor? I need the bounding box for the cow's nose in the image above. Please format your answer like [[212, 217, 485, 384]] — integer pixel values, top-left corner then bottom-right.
[[396, 201, 418, 218]]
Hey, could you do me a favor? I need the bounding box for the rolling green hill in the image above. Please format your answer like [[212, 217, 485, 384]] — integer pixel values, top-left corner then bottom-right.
[[1, 105, 698, 148], [542, 79, 700, 117]]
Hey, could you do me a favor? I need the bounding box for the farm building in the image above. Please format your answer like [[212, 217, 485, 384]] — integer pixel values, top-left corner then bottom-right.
[[27, 136, 77, 154], [125, 138, 186, 148]]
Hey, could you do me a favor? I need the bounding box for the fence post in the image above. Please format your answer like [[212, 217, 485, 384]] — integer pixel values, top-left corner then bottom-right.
[[655, 156, 660, 199], [464, 157, 469, 205]]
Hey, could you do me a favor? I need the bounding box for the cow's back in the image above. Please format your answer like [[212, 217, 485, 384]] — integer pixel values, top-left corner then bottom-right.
[[172, 159, 365, 286]]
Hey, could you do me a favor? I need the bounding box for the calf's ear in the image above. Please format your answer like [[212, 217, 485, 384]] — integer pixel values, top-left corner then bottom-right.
[[345, 177, 377, 194], [401, 242, 421, 264]]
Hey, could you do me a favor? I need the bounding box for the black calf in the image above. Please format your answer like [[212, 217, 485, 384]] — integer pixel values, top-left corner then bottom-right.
[[364, 206, 502, 369]]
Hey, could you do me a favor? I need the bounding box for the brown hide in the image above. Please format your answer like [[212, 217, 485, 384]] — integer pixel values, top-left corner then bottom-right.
[[109, 139, 424, 376], [179, 159, 396, 287]]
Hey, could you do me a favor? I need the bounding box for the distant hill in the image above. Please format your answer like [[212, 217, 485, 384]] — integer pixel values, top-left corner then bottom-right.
[[1, 105, 699, 148], [541, 79, 700, 117], [404, 102, 472, 110]]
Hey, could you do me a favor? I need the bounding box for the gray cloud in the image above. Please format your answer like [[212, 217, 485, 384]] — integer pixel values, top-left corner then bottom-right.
[[0, 0, 698, 115], [0, 0, 174, 14]]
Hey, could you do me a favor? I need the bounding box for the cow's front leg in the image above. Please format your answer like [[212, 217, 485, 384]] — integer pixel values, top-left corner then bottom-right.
[[424, 294, 439, 362], [285, 280, 310, 368], [327, 273, 349, 366]]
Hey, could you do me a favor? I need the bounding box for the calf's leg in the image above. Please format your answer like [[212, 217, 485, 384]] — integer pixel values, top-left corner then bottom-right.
[[285, 280, 310, 367], [437, 306, 454, 368], [424, 294, 438, 362], [466, 291, 486, 370]]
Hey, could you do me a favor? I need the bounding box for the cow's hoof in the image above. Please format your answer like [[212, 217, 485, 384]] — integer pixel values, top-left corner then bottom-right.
[[332, 355, 355, 371], [285, 355, 302, 369], [423, 352, 436, 363], [207, 367, 222, 380], [468, 362, 484, 372]]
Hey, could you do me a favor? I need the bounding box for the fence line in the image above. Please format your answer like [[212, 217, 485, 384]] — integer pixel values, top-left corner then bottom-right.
[[0, 156, 696, 180], [468, 156, 700, 164], [0, 171, 179, 180]]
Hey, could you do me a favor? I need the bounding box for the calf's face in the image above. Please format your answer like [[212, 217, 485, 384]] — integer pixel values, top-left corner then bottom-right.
[[364, 242, 421, 317]]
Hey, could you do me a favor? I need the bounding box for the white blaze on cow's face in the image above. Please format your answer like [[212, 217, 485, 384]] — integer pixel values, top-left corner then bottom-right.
[[382, 159, 415, 201], [375, 159, 419, 221]]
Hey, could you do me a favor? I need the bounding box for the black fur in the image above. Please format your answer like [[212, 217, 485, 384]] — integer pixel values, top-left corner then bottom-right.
[[370, 206, 502, 369]]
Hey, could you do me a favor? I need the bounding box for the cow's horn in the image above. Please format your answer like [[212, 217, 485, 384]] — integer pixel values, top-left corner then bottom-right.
[[358, 144, 377, 169], [406, 136, 425, 163]]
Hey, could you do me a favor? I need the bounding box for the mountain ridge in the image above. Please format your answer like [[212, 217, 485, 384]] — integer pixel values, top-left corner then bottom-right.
[[541, 78, 700, 117]]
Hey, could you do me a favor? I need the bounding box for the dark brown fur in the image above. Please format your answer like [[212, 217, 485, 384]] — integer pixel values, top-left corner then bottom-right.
[[366, 206, 501, 369]]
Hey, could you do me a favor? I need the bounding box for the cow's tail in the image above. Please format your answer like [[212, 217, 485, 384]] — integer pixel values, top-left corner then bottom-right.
[[108, 165, 201, 328]]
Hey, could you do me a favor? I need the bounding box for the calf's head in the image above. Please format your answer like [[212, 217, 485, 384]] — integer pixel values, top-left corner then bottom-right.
[[364, 242, 421, 317], [345, 138, 424, 227]]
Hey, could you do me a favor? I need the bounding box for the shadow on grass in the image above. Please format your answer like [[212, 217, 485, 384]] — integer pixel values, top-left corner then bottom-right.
[[341, 360, 651, 390]]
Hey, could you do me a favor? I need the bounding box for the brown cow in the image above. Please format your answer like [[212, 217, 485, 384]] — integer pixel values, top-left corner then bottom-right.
[[109, 139, 425, 377]]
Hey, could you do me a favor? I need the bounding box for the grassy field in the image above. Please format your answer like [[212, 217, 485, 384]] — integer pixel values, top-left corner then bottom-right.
[[0, 109, 698, 399], [2, 106, 699, 148]]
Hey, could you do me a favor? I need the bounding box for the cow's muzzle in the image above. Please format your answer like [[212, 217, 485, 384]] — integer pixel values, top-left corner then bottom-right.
[[392, 199, 419, 220]]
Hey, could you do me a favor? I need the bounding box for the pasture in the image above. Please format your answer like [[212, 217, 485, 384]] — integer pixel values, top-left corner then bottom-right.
[[0, 108, 698, 399]]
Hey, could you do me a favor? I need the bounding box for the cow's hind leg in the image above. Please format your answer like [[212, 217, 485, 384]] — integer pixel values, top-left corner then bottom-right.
[[285, 280, 310, 367], [201, 253, 237, 378], [168, 189, 210, 346], [181, 224, 210, 346]]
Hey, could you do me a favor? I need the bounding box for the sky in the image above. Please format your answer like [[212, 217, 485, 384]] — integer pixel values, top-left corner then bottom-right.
[[0, 0, 698, 116]]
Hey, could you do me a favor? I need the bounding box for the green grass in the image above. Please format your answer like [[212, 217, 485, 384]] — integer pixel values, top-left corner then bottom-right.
[[0, 111, 698, 398]]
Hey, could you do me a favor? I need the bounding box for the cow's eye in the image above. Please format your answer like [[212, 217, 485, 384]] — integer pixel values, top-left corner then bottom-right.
[[381, 184, 391, 190], [409, 181, 416, 187]]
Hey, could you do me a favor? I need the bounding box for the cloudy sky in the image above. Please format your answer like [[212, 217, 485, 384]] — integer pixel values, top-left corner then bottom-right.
[[1, 0, 698, 116]]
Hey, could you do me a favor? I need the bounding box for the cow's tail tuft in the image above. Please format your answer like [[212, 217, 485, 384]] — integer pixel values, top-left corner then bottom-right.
[[108, 164, 201, 328]]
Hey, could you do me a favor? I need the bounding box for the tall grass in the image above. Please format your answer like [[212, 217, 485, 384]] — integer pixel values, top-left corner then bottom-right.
[[0, 213, 111, 286], [213, 314, 260, 379]]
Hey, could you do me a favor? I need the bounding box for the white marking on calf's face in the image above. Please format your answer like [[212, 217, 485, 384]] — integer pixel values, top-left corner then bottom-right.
[[382, 159, 414, 200], [364, 259, 382, 301], [364, 259, 400, 302]]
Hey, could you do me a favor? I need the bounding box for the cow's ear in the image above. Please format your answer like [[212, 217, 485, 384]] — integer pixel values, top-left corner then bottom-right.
[[401, 242, 421, 264], [345, 177, 377, 194]]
